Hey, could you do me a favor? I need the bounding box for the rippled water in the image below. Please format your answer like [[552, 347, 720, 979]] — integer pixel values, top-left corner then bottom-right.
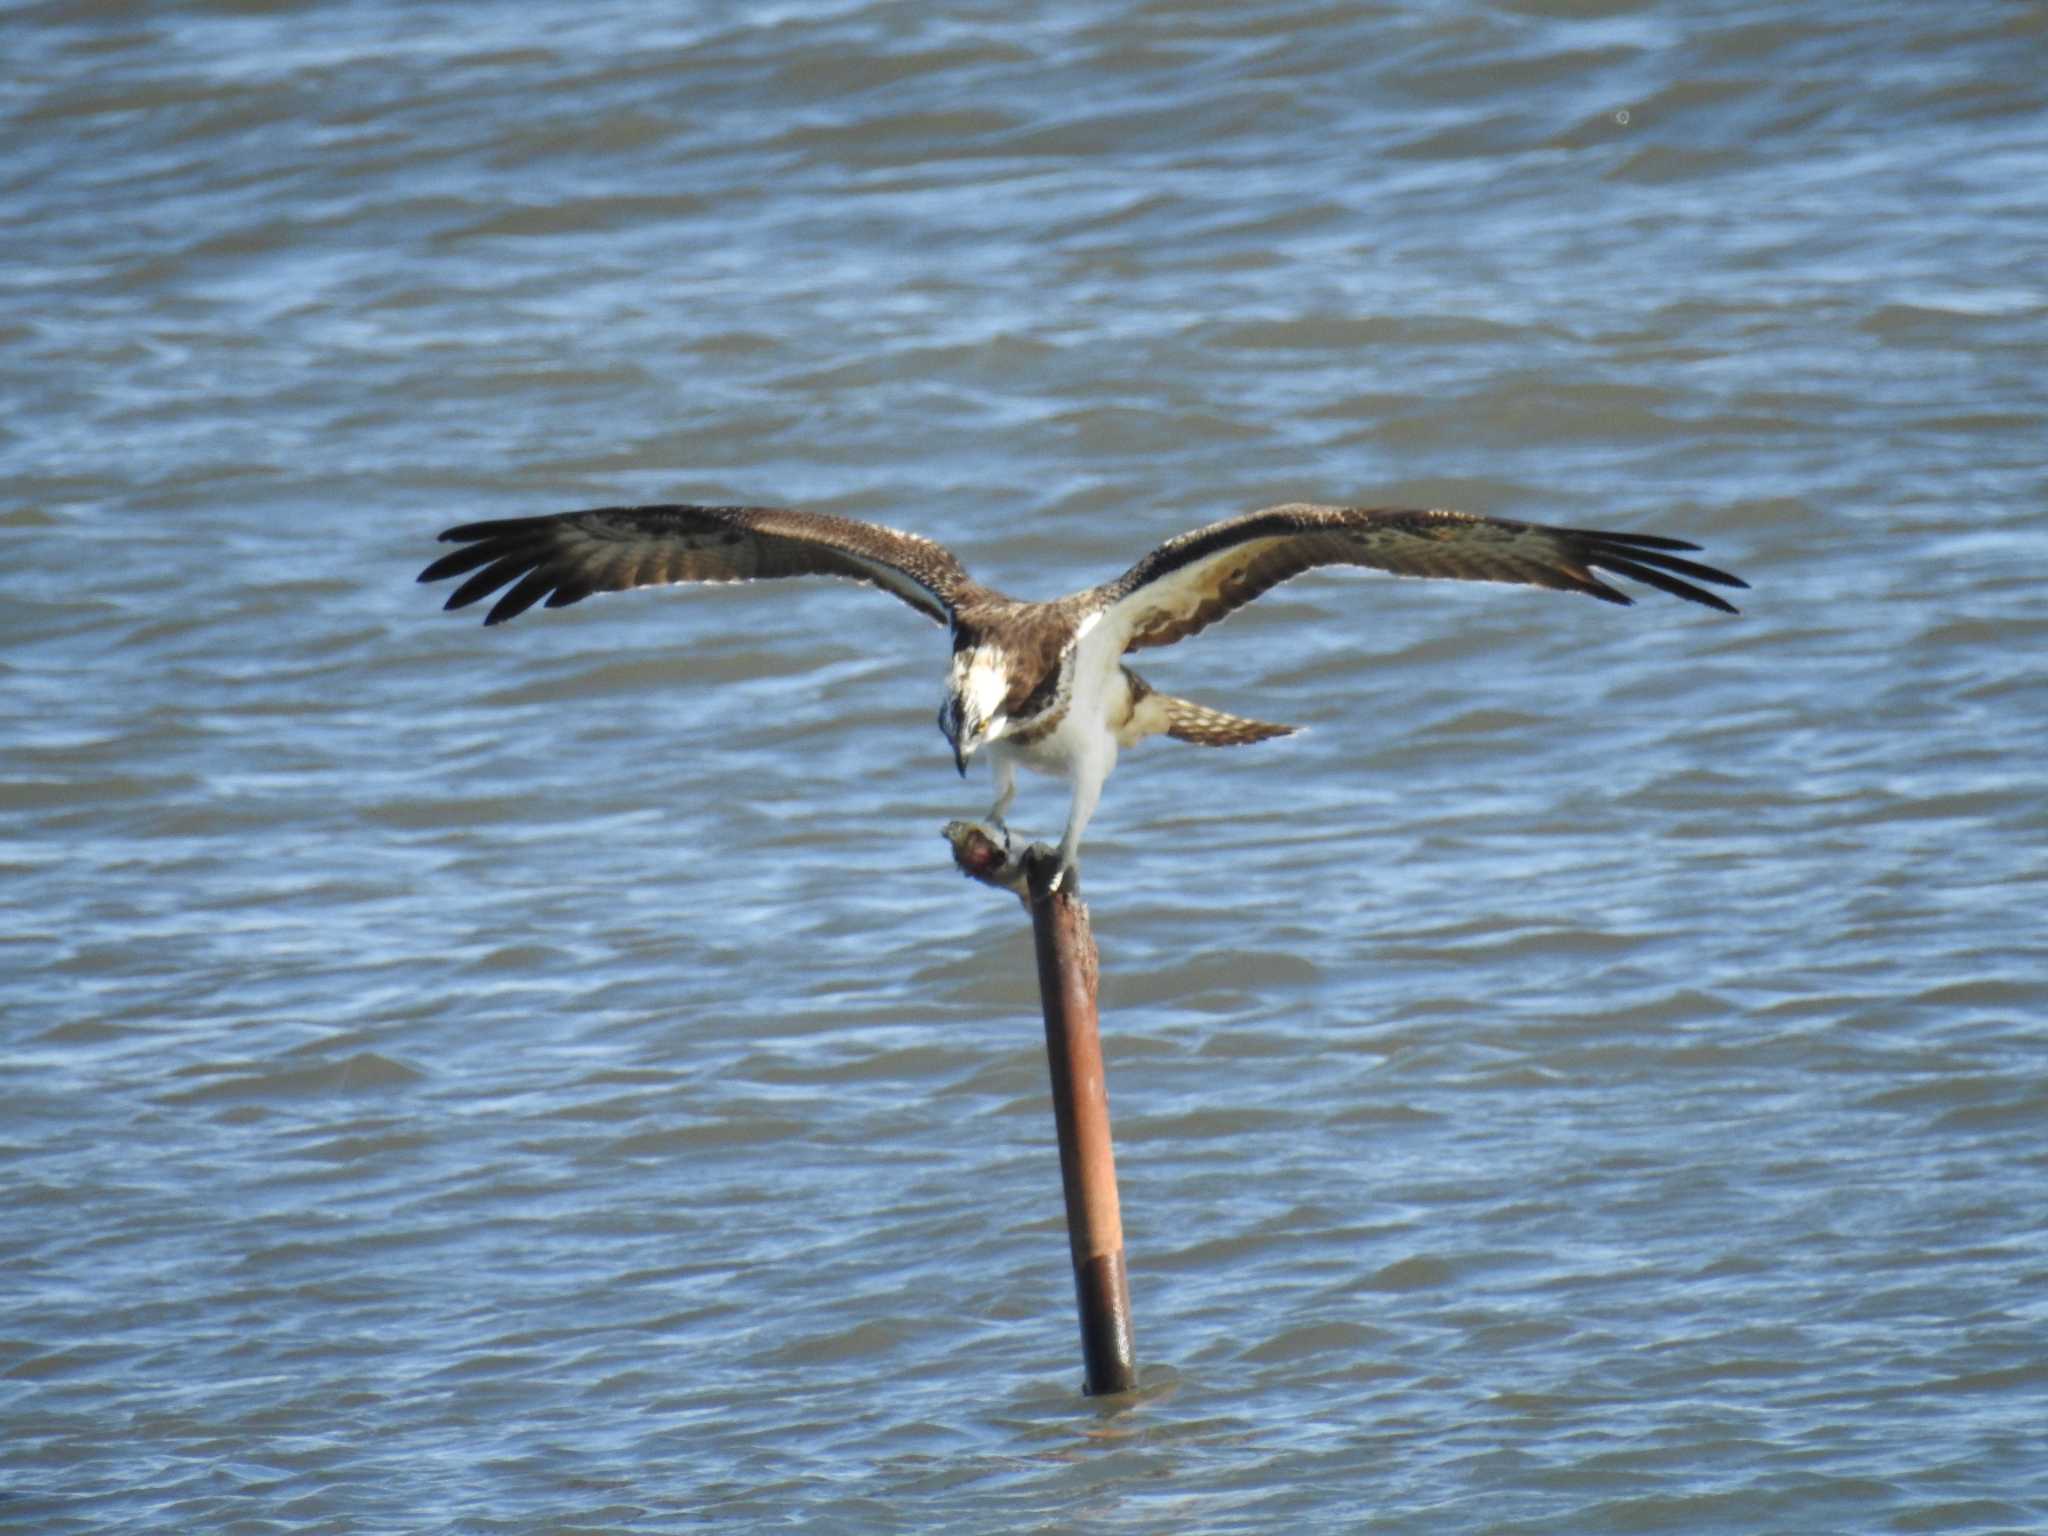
[[6, 3, 2047, 1531]]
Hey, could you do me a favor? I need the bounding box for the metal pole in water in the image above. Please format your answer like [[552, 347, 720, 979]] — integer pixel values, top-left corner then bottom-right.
[[945, 823, 1139, 1397]]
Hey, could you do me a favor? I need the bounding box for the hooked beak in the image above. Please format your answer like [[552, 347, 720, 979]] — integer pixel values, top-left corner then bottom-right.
[[940, 696, 970, 777]]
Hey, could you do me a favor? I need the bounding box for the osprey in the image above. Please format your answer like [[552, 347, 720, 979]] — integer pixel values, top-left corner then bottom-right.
[[419, 501, 1745, 888]]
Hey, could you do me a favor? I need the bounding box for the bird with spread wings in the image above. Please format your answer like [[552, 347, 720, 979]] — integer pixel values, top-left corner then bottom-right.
[[420, 501, 1745, 888]]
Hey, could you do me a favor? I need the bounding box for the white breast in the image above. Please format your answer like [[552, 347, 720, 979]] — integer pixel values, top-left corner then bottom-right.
[[997, 622, 1126, 782]]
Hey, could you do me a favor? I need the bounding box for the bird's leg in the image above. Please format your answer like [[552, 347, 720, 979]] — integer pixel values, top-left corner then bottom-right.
[[984, 756, 1017, 851], [1048, 752, 1109, 893]]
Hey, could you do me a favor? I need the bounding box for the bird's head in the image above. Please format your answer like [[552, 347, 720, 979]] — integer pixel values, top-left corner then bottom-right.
[[939, 646, 1011, 776]]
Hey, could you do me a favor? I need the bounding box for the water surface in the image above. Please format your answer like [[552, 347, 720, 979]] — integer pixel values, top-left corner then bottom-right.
[[5, 3, 2046, 1531]]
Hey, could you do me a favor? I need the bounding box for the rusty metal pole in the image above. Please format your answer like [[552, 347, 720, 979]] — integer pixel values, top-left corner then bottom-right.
[[945, 823, 1138, 1396], [1024, 856, 1137, 1395]]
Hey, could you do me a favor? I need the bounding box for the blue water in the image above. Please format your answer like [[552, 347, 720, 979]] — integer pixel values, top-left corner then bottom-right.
[[5, 3, 2046, 1531]]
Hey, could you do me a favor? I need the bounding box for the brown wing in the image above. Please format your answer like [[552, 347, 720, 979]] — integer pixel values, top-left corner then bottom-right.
[[1097, 503, 1747, 652], [418, 504, 979, 627]]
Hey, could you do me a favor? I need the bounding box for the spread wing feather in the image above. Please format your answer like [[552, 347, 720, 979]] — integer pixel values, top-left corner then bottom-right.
[[418, 504, 979, 627], [1098, 504, 1746, 653]]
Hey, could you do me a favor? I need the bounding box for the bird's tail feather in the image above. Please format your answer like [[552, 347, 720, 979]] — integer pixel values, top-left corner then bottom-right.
[[1155, 693, 1297, 747]]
